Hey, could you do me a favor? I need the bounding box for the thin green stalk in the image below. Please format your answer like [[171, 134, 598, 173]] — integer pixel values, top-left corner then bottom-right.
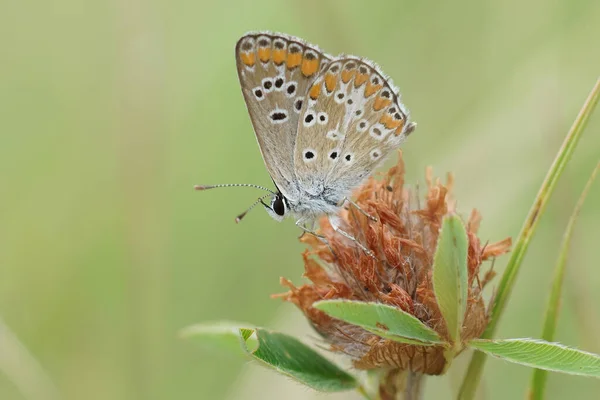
[[358, 382, 382, 400], [0, 316, 60, 400], [528, 160, 600, 400], [358, 385, 375, 400], [458, 77, 600, 400]]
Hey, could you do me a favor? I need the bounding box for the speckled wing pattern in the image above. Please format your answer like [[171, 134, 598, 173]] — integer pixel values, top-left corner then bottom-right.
[[235, 32, 332, 201], [293, 57, 414, 197]]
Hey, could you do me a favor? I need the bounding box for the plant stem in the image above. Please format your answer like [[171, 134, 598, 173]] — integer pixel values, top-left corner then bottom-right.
[[0, 316, 60, 400], [528, 160, 600, 400], [458, 77, 600, 400], [358, 384, 378, 400], [379, 369, 424, 400], [403, 372, 423, 400]]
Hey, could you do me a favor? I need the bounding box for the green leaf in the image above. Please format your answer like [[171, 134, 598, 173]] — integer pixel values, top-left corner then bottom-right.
[[459, 77, 600, 400], [250, 328, 358, 391], [181, 322, 358, 392], [432, 214, 468, 345], [314, 300, 444, 345], [528, 161, 600, 400], [180, 321, 258, 356], [470, 339, 600, 378]]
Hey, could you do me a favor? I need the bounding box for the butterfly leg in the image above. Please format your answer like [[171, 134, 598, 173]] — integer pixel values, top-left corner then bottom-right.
[[341, 197, 377, 222], [295, 219, 341, 259], [295, 218, 325, 240], [328, 215, 375, 258]]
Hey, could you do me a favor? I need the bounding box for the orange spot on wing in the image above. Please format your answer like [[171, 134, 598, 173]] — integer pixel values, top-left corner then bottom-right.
[[380, 114, 404, 130], [240, 52, 255, 67], [354, 72, 368, 87], [286, 53, 302, 69], [258, 47, 271, 63], [394, 122, 406, 136], [272, 49, 286, 65], [309, 83, 322, 100], [301, 58, 320, 77], [324, 73, 337, 93], [341, 70, 355, 83], [373, 96, 392, 111], [389, 119, 403, 129], [364, 82, 382, 97], [380, 113, 392, 127]]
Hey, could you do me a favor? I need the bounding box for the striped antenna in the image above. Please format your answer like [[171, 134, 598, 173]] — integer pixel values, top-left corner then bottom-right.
[[194, 183, 277, 195], [235, 194, 271, 223]]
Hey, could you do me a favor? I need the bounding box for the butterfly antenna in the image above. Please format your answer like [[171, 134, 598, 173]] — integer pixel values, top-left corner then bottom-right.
[[235, 194, 271, 223], [194, 183, 277, 195]]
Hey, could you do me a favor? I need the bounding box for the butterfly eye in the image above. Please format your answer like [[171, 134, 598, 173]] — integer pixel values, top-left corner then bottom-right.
[[328, 149, 339, 160], [334, 90, 345, 104], [317, 112, 328, 125], [370, 149, 381, 161], [272, 196, 285, 216], [343, 153, 353, 164]]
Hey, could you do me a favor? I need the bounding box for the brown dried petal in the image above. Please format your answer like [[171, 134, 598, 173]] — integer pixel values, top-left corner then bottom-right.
[[277, 152, 511, 373]]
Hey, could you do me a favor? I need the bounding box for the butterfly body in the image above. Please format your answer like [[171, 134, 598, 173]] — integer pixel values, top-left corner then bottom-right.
[[268, 185, 347, 223], [201, 32, 415, 246]]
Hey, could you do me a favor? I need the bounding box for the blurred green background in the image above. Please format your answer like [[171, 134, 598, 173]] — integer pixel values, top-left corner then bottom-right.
[[1, 0, 599, 399]]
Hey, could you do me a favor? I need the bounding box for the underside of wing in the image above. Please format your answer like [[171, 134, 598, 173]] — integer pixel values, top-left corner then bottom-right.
[[293, 56, 415, 198], [235, 32, 332, 200]]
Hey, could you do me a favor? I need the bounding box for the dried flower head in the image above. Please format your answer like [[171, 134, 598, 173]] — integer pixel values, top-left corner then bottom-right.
[[277, 153, 511, 375]]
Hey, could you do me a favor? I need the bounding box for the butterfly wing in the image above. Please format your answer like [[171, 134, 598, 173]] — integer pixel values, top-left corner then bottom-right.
[[235, 32, 332, 201], [293, 57, 415, 198]]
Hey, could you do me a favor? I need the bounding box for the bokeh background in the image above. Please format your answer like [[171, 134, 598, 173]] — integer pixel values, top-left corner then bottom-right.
[[1, 0, 599, 399]]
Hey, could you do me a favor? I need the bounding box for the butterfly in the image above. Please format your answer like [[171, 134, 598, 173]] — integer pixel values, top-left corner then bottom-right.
[[197, 32, 416, 250]]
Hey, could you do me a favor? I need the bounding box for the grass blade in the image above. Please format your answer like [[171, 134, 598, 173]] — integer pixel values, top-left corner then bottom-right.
[[528, 160, 600, 400], [0, 316, 60, 400], [458, 77, 600, 400]]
